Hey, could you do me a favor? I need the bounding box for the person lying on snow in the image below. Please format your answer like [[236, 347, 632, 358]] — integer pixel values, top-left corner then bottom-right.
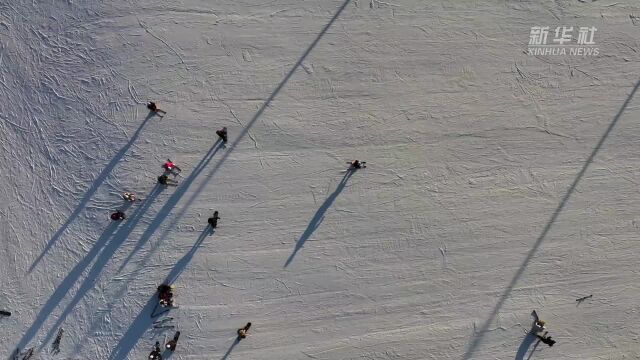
[[157, 284, 174, 307], [149, 341, 162, 360]]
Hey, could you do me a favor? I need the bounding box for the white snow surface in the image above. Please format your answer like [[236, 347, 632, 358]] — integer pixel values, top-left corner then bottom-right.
[[1, 0, 640, 359]]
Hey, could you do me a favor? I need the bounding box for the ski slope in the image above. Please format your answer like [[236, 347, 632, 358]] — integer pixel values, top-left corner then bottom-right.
[[1, 0, 640, 359]]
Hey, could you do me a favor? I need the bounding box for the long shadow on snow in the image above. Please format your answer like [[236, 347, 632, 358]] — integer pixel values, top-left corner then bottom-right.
[[108, 228, 213, 360], [285, 170, 354, 267], [15, 184, 163, 351], [118, 0, 354, 278], [163, 227, 212, 285], [221, 337, 241, 360], [108, 295, 159, 360], [38, 185, 165, 349], [116, 139, 222, 273], [162, 349, 175, 360], [514, 332, 538, 360], [29, 112, 155, 272], [461, 80, 640, 359]]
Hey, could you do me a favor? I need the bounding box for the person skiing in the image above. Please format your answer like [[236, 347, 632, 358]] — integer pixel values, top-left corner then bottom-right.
[[208, 211, 220, 228], [533, 319, 546, 333], [237, 322, 251, 339], [157, 284, 174, 307], [110, 210, 126, 221], [350, 160, 366, 169], [158, 175, 178, 186], [162, 159, 182, 174], [122, 192, 137, 202], [147, 101, 167, 117], [165, 331, 181, 351], [149, 341, 162, 360], [216, 127, 228, 143], [531, 311, 546, 333]]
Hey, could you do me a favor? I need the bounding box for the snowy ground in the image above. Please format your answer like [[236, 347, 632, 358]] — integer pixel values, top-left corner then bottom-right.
[[2, 0, 640, 359]]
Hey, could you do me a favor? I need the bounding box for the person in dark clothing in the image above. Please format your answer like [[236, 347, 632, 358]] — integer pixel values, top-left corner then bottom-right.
[[537, 333, 556, 347], [216, 127, 228, 143], [110, 210, 126, 221], [157, 284, 174, 307], [350, 160, 366, 169], [147, 102, 167, 117], [208, 211, 220, 228], [149, 341, 162, 360], [237, 322, 251, 339], [165, 331, 181, 351], [158, 175, 178, 186]]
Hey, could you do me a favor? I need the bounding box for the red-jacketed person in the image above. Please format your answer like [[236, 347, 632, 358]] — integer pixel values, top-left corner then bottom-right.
[[162, 159, 182, 174]]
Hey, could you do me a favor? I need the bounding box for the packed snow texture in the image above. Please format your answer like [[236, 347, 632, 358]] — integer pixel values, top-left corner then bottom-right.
[[1, 0, 640, 359]]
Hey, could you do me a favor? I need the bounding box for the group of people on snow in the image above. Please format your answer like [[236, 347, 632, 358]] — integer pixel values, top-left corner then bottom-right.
[[109, 101, 365, 358], [111, 103, 365, 223]]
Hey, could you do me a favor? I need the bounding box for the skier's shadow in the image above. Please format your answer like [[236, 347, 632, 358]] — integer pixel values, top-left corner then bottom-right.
[[164, 226, 213, 286], [221, 337, 240, 360], [162, 350, 175, 360], [108, 295, 159, 360], [151, 226, 213, 318], [515, 332, 538, 360], [29, 112, 155, 272], [284, 170, 354, 267]]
